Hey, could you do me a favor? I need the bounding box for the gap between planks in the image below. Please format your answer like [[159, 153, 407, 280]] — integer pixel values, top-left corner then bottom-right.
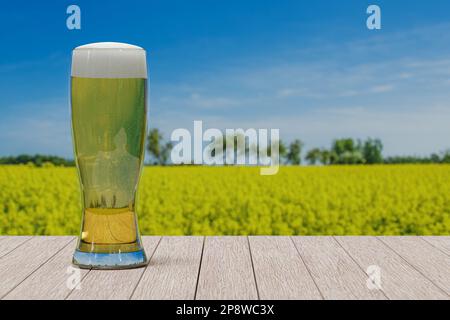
[[0, 236, 33, 259]]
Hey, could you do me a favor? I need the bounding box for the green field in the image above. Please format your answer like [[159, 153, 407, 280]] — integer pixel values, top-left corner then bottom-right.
[[0, 165, 449, 235]]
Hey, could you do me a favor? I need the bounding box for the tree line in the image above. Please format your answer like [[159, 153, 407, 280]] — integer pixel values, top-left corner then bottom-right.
[[304, 138, 450, 165], [147, 128, 450, 166], [0, 154, 74, 167], [1, 129, 449, 166]]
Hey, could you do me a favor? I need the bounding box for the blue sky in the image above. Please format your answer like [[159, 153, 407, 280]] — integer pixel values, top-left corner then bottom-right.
[[1, 0, 450, 158]]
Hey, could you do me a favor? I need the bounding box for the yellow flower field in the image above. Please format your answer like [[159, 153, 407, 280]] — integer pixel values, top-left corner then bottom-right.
[[0, 165, 449, 235]]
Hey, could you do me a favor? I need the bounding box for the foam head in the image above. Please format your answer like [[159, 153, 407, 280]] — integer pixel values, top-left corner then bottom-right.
[[71, 42, 147, 78]]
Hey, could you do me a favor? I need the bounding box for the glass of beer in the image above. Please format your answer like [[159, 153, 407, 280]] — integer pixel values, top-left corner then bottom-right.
[[71, 42, 148, 269]]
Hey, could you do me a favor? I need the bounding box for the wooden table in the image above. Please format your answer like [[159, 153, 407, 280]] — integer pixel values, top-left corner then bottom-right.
[[0, 236, 449, 300]]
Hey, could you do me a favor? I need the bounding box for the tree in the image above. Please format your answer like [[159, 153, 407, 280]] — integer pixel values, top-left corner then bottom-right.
[[363, 138, 383, 164], [287, 140, 304, 165], [265, 139, 288, 164], [331, 138, 364, 164], [147, 128, 172, 165], [218, 132, 249, 164], [160, 142, 173, 165], [319, 149, 333, 165], [331, 138, 355, 158], [147, 128, 162, 164], [339, 150, 365, 164], [430, 153, 441, 163], [205, 131, 287, 165], [277, 140, 288, 164], [441, 150, 450, 163], [305, 148, 322, 165]]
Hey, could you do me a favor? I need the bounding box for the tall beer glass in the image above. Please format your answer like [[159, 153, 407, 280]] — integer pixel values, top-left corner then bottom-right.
[[71, 42, 148, 269]]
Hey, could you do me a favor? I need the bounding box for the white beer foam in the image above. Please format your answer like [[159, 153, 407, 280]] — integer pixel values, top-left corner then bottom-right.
[[71, 42, 147, 78]]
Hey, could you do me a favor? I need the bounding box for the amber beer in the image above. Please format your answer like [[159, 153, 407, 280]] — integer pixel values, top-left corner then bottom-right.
[[71, 42, 148, 269]]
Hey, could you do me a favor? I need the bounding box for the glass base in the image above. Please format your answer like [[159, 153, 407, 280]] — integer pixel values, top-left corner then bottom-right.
[[72, 249, 148, 270]]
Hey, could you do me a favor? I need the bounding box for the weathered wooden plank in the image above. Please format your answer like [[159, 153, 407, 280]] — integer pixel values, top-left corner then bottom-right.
[[249, 236, 322, 300], [379, 237, 450, 295], [0, 236, 32, 258], [336, 236, 448, 300], [0, 236, 74, 298], [196, 236, 258, 300], [67, 237, 160, 300], [421, 237, 450, 257], [2, 236, 448, 300], [3, 237, 89, 300], [292, 237, 386, 300], [131, 237, 204, 300]]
